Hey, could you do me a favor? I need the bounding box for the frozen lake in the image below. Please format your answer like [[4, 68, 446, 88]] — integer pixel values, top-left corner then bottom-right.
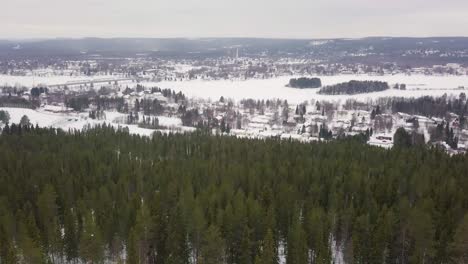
[[154, 75, 468, 103], [1, 74, 468, 104]]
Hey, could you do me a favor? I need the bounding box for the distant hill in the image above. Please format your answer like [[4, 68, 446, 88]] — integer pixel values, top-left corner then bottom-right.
[[1, 37, 468, 65]]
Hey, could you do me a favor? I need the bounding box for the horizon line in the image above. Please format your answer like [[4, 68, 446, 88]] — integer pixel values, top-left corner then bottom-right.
[[2, 35, 468, 42]]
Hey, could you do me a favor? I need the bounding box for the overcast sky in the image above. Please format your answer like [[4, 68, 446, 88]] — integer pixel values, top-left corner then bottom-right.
[[2, 0, 468, 39]]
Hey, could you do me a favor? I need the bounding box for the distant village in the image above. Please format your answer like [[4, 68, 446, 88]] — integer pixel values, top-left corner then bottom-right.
[[2, 51, 468, 84], [1, 73, 467, 155]]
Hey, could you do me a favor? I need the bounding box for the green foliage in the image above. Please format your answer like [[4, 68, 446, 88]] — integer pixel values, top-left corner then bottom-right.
[[0, 110, 10, 124], [201, 225, 225, 264], [0, 125, 466, 263], [255, 229, 278, 264], [452, 214, 468, 264], [20, 115, 30, 126], [394, 127, 412, 148], [79, 210, 104, 263], [287, 210, 308, 264]]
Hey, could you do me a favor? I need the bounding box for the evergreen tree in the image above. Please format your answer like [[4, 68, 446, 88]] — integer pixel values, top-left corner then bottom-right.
[[79, 210, 104, 264], [17, 215, 44, 263], [286, 211, 307, 264], [408, 205, 435, 264], [305, 207, 330, 264], [127, 228, 139, 264], [189, 203, 206, 264], [63, 208, 78, 262], [239, 225, 253, 264], [36, 184, 62, 261], [165, 207, 189, 264], [20, 115, 30, 126], [0, 110, 10, 124], [133, 201, 153, 263], [452, 213, 468, 264], [201, 225, 225, 264], [393, 127, 412, 148], [255, 229, 277, 264]]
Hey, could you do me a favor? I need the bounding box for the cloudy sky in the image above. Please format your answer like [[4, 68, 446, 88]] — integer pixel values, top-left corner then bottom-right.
[[2, 0, 468, 39]]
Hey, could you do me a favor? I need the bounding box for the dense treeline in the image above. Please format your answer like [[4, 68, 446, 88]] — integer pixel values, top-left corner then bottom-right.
[[0, 125, 468, 263], [30, 87, 48, 97], [288, 78, 322, 89], [0, 96, 37, 109], [318, 81, 389, 95], [65, 96, 90, 111], [96, 97, 127, 112], [136, 99, 165, 116], [389, 94, 467, 119]]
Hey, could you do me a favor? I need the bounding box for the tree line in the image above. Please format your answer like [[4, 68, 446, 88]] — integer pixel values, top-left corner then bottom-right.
[[318, 81, 389, 95], [390, 94, 467, 120]]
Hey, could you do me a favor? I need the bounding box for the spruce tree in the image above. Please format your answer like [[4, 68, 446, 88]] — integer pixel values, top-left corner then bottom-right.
[[165, 207, 189, 264], [255, 229, 277, 264], [201, 225, 225, 264], [286, 211, 307, 264], [79, 210, 104, 264], [452, 213, 468, 264]]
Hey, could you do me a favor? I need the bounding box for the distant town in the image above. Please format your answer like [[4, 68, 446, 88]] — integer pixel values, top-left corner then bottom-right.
[[1, 37, 467, 155]]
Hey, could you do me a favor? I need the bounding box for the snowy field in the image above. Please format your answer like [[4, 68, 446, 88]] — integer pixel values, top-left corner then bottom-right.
[[153, 74, 468, 103], [0, 107, 190, 137]]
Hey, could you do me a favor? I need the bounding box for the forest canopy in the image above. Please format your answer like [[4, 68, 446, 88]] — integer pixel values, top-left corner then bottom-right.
[[0, 124, 467, 263]]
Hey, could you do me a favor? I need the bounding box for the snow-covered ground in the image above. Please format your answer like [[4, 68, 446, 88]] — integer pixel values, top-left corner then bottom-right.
[[104, 111, 182, 128], [152, 74, 468, 103], [0, 107, 191, 137], [3, 107, 84, 128], [2, 74, 467, 104]]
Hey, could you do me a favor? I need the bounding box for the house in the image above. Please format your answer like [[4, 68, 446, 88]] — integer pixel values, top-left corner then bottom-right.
[[368, 134, 394, 149]]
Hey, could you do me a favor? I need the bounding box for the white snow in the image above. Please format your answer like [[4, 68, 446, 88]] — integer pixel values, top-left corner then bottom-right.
[[331, 236, 345, 264], [2, 74, 467, 104], [2, 107, 68, 127], [156, 116, 183, 127], [150, 74, 468, 104], [0, 107, 191, 137]]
